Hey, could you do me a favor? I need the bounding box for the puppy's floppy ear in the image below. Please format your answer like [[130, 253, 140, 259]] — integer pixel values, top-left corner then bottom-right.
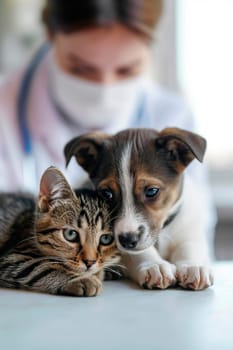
[[64, 132, 110, 175], [38, 166, 75, 212], [155, 127, 207, 173]]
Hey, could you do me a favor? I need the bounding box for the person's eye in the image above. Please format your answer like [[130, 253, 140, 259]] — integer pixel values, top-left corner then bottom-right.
[[117, 67, 135, 77], [99, 188, 114, 201], [69, 66, 87, 75], [144, 187, 160, 199], [63, 229, 80, 243], [99, 234, 114, 246]]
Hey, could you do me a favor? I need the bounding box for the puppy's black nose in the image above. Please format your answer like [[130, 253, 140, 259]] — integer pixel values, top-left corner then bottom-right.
[[118, 233, 140, 249]]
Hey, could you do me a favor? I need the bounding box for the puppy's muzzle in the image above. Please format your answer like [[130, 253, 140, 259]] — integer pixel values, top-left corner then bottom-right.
[[118, 232, 140, 250]]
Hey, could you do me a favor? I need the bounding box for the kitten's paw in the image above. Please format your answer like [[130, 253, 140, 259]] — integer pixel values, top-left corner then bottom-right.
[[176, 265, 214, 290], [138, 262, 176, 289], [67, 276, 102, 297]]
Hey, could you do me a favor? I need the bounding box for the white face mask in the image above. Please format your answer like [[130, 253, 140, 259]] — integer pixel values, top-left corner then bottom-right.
[[49, 56, 148, 129]]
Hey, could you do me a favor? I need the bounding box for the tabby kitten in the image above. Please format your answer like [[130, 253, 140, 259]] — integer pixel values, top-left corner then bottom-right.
[[0, 167, 120, 296]]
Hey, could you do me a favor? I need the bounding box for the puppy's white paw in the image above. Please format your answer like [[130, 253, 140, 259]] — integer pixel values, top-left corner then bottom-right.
[[138, 262, 176, 289], [176, 265, 214, 290]]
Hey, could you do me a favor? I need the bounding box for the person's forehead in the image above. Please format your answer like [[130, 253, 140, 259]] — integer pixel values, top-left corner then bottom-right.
[[55, 24, 149, 68]]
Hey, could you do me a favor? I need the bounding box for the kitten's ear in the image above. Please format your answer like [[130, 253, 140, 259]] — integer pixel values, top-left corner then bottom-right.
[[64, 132, 110, 176], [38, 166, 75, 212], [155, 127, 207, 173]]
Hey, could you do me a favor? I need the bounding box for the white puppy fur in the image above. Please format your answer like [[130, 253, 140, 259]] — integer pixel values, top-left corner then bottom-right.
[[121, 176, 214, 290]]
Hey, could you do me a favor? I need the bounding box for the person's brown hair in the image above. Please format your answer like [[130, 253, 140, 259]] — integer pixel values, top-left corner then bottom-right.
[[42, 0, 163, 40]]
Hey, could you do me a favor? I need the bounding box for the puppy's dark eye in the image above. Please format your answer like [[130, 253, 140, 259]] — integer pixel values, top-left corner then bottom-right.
[[99, 188, 114, 201], [144, 187, 160, 198], [63, 229, 80, 243], [100, 234, 114, 246]]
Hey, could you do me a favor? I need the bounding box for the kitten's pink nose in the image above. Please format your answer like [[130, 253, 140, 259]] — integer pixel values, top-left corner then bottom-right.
[[83, 259, 96, 269]]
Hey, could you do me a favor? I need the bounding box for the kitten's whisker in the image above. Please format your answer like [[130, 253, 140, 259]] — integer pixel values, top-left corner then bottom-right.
[[104, 267, 122, 277], [112, 263, 128, 271], [103, 204, 119, 219], [33, 261, 62, 268], [14, 237, 35, 248], [16, 237, 34, 244], [105, 210, 119, 222], [158, 231, 176, 245], [39, 256, 65, 263]]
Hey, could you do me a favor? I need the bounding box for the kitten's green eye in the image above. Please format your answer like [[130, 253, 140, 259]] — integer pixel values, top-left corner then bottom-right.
[[100, 234, 114, 246], [63, 229, 80, 243]]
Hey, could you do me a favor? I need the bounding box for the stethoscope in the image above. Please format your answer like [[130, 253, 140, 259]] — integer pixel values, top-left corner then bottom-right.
[[17, 43, 51, 192], [16, 43, 147, 192]]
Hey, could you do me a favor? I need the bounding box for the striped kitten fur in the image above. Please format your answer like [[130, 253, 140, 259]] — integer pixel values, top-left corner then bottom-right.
[[0, 167, 120, 296]]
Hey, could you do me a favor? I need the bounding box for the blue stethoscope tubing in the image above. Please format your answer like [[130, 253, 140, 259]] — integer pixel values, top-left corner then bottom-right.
[[17, 43, 51, 156], [17, 43, 50, 192]]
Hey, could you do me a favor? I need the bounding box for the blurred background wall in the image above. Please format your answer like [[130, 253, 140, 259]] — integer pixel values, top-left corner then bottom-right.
[[0, 0, 232, 259]]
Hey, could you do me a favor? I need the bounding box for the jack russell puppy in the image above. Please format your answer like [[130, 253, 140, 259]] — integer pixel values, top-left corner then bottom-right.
[[64, 127, 214, 290]]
